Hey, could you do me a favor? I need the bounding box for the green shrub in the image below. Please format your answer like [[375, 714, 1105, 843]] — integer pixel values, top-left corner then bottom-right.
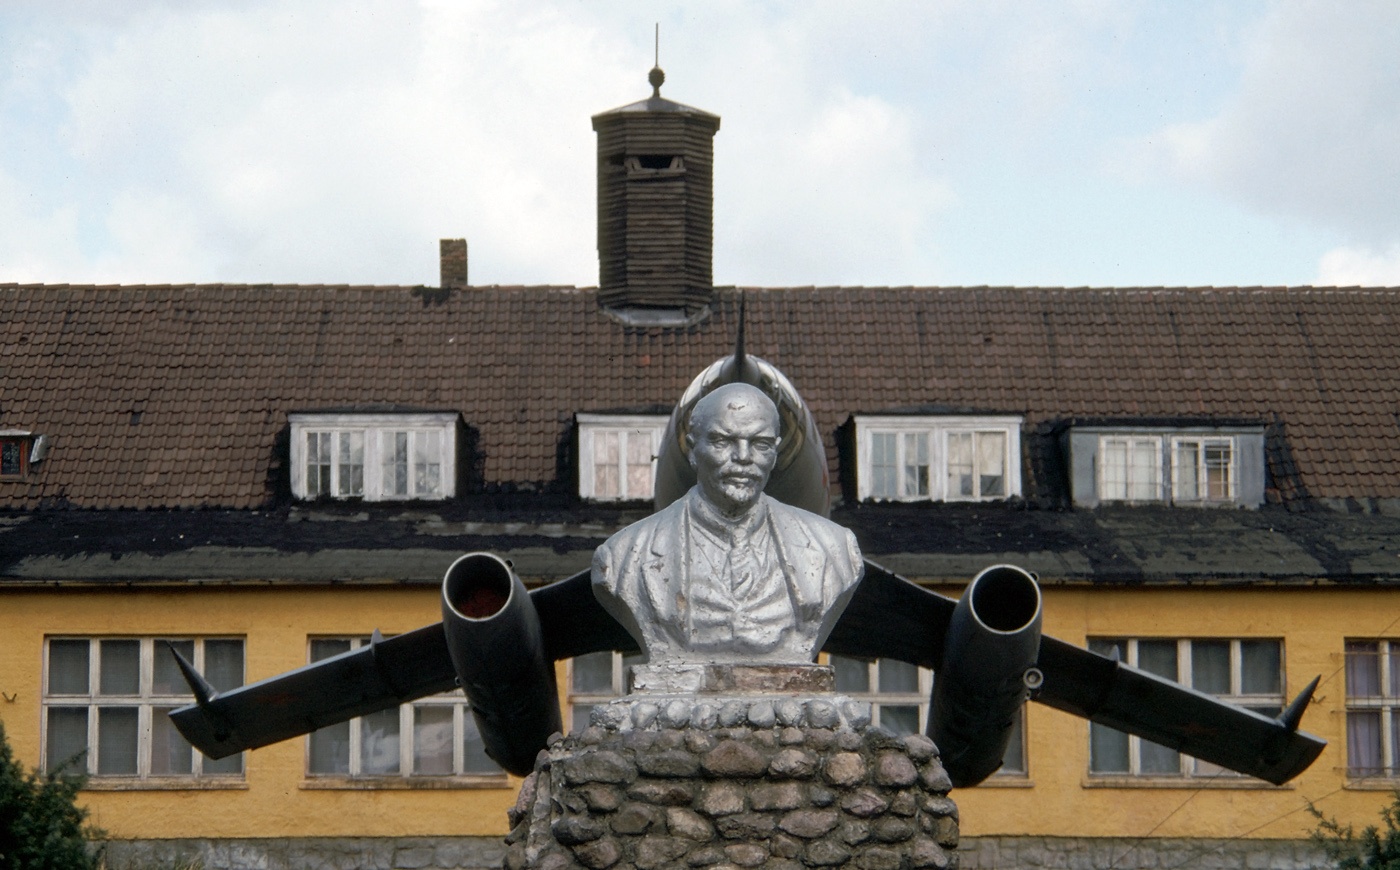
[[1311, 791, 1400, 870], [0, 719, 99, 870]]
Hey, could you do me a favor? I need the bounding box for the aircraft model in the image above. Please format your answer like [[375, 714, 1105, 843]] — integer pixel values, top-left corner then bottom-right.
[[170, 345, 1325, 789]]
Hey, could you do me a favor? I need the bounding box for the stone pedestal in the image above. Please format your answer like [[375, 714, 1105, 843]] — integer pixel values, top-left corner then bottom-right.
[[504, 695, 959, 870]]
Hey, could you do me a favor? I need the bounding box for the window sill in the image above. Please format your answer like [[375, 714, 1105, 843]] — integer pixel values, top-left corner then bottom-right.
[[82, 777, 247, 791], [980, 775, 1033, 788], [1082, 776, 1288, 790], [301, 775, 511, 790], [1343, 777, 1400, 791]]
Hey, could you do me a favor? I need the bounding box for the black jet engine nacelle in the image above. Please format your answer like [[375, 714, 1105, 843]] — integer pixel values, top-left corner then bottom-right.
[[441, 552, 562, 776], [929, 564, 1043, 788]]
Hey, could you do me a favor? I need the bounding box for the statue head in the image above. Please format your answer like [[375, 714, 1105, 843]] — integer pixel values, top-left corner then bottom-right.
[[686, 383, 782, 516]]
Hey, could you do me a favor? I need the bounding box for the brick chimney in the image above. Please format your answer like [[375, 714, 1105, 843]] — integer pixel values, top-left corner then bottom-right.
[[592, 67, 720, 316], [440, 238, 468, 288]]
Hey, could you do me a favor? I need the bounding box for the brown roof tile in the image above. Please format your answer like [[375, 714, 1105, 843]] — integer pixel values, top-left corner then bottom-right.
[[3, 283, 1400, 508]]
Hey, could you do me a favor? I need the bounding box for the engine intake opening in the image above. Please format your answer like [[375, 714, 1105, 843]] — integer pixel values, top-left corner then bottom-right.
[[444, 554, 513, 620], [969, 565, 1041, 633]]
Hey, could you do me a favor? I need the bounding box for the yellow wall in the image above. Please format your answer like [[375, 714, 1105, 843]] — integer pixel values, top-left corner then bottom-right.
[[0, 583, 1393, 843], [0, 585, 518, 839]]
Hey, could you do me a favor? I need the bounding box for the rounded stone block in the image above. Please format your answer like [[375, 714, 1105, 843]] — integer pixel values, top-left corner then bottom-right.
[[511, 713, 956, 870]]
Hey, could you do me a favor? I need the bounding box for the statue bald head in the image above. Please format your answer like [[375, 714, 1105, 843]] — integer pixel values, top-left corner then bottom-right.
[[686, 384, 782, 516]]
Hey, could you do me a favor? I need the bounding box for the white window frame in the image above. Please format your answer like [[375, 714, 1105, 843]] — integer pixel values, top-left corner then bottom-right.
[[41, 637, 245, 782], [1096, 433, 1242, 505], [1343, 638, 1400, 780], [566, 650, 647, 731], [289, 412, 457, 501], [1170, 436, 1236, 503], [304, 637, 504, 782], [0, 429, 34, 479], [1087, 637, 1285, 779], [853, 416, 1023, 503], [1098, 436, 1163, 503], [577, 414, 668, 502], [828, 654, 1026, 778]]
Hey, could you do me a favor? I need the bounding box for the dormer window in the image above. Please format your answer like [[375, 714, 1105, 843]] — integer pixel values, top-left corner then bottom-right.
[[577, 414, 668, 502], [852, 416, 1023, 503], [0, 430, 45, 480], [289, 413, 457, 502], [1068, 425, 1264, 508]]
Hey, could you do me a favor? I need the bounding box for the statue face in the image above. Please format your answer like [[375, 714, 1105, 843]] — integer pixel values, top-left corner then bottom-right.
[[688, 388, 780, 515]]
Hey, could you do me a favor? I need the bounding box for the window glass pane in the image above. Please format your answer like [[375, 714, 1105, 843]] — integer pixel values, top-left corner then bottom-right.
[[413, 432, 442, 495], [0, 440, 22, 476], [1347, 710, 1383, 775], [593, 431, 620, 497], [1101, 440, 1128, 500], [870, 433, 897, 498], [1174, 441, 1200, 500], [307, 432, 331, 497], [463, 713, 499, 774], [1390, 645, 1400, 697], [625, 430, 654, 499], [1347, 641, 1381, 696], [48, 640, 90, 695], [879, 659, 920, 694], [150, 707, 193, 775], [1129, 440, 1159, 500], [1240, 641, 1281, 695], [46, 707, 88, 774], [879, 705, 920, 737], [383, 432, 409, 496], [309, 721, 350, 774], [99, 640, 140, 695], [1191, 641, 1231, 695], [1204, 442, 1232, 500], [1090, 723, 1129, 773], [999, 709, 1025, 774], [831, 655, 870, 693], [1137, 641, 1178, 681], [311, 639, 353, 664], [903, 433, 929, 497], [204, 752, 243, 775], [413, 706, 455, 775], [978, 432, 1005, 497], [338, 431, 364, 497], [947, 432, 973, 498], [204, 640, 245, 694], [571, 651, 614, 694], [1140, 740, 1180, 775], [571, 704, 597, 733], [153, 640, 195, 695], [1391, 713, 1400, 775], [360, 708, 401, 774], [97, 707, 139, 775]]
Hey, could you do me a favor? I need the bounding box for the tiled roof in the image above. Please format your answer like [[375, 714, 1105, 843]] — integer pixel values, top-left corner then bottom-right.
[[3, 283, 1399, 509], [6, 502, 1400, 586]]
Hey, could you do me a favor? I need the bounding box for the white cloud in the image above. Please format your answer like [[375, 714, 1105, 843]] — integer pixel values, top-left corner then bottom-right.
[[1123, 1, 1400, 242], [1315, 244, 1400, 287], [2, 1, 1391, 289]]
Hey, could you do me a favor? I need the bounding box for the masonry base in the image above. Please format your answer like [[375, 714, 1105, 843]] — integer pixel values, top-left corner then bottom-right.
[[97, 834, 1322, 870]]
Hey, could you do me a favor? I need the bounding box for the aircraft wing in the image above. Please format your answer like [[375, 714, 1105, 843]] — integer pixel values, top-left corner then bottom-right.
[[827, 560, 1325, 786], [173, 560, 1323, 786], [168, 622, 459, 759], [170, 569, 635, 760]]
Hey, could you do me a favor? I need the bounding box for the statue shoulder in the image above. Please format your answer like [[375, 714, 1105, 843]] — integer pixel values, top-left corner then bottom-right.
[[598, 495, 687, 556], [765, 497, 861, 559]]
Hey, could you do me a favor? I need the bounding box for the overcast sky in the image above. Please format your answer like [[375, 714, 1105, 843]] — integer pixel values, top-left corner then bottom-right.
[[2, 1, 1398, 289]]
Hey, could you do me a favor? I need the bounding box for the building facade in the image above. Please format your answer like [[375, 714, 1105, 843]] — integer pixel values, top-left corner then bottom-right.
[[2, 76, 1399, 870]]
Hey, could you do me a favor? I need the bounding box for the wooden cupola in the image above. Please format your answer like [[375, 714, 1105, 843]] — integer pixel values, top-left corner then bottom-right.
[[592, 67, 721, 318]]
